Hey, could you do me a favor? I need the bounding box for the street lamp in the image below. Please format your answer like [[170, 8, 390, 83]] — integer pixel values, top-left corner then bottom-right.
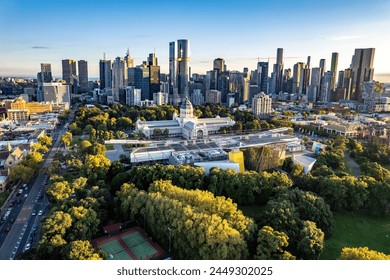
[[167, 226, 172, 255]]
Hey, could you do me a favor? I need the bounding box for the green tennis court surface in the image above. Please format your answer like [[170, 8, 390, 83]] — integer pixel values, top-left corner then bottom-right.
[[99, 240, 132, 260], [122, 232, 157, 259]]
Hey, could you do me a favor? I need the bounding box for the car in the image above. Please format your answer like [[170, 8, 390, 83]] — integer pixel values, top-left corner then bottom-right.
[[18, 189, 23, 194], [32, 210, 36, 216], [38, 210, 43, 216], [24, 194, 28, 198], [24, 243, 31, 251], [4, 226, 10, 232]]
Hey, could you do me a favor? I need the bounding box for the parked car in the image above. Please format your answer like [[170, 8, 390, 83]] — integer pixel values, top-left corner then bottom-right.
[[32, 210, 36, 216], [38, 210, 43, 216], [24, 243, 31, 251]]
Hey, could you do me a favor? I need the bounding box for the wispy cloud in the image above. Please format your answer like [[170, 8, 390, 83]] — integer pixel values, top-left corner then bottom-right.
[[31, 46, 50, 49], [325, 35, 362, 41]]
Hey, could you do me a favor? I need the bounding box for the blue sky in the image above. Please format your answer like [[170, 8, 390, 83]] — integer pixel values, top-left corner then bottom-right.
[[0, 0, 389, 81]]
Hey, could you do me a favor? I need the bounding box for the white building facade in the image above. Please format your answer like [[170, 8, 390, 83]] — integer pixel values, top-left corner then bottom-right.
[[136, 97, 235, 139]]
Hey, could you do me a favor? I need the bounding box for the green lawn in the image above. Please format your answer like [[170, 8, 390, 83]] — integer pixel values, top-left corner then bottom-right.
[[321, 212, 390, 259], [71, 137, 82, 146]]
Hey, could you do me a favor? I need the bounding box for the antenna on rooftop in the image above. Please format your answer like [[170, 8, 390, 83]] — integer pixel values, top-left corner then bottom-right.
[[103, 52, 106, 60]]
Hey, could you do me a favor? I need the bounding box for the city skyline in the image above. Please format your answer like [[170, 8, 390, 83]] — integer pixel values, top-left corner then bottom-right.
[[0, 0, 389, 82]]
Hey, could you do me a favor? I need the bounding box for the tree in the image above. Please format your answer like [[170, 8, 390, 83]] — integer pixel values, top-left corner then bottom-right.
[[26, 152, 43, 164], [9, 165, 34, 183], [116, 117, 133, 129], [340, 247, 390, 260], [276, 189, 335, 236], [67, 206, 100, 241], [47, 181, 73, 202], [83, 154, 111, 182], [61, 132, 72, 148], [39, 211, 73, 257], [63, 240, 102, 260], [38, 135, 52, 146], [255, 226, 296, 260], [297, 221, 324, 260], [32, 143, 49, 153], [367, 182, 390, 216]]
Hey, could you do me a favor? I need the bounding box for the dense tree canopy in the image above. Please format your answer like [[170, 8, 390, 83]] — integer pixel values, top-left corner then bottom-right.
[[117, 180, 256, 259], [340, 247, 390, 260]]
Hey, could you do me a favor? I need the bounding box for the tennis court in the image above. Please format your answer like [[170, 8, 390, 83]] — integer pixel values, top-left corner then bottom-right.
[[99, 240, 132, 260], [122, 232, 157, 259]]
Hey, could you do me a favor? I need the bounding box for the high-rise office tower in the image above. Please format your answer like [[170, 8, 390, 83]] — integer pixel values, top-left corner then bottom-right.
[[229, 71, 249, 104], [330, 53, 339, 91], [276, 48, 283, 65], [319, 59, 326, 77], [40, 63, 52, 83], [336, 68, 353, 100], [307, 56, 311, 69], [206, 70, 218, 91], [78, 60, 88, 93], [272, 48, 284, 94], [177, 39, 190, 99], [147, 53, 160, 97], [351, 48, 375, 100], [62, 59, 77, 94], [132, 65, 150, 100], [320, 71, 332, 102], [112, 57, 126, 101], [99, 56, 112, 90], [257, 62, 269, 93], [169, 41, 177, 96], [124, 48, 134, 69], [293, 62, 305, 94], [62, 59, 77, 84], [213, 58, 225, 72]]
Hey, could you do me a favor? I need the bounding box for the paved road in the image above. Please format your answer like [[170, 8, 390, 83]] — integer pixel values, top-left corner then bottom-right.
[[345, 153, 361, 177], [0, 105, 78, 260], [0, 131, 64, 259]]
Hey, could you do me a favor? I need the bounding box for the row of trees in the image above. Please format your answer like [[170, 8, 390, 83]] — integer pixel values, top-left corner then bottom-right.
[[22, 128, 114, 259], [127, 164, 293, 206], [116, 180, 255, 259]]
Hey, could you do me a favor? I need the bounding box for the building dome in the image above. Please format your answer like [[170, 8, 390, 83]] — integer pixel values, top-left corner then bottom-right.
[[180, 96, 193, 111], [180, 97, 194, 118]]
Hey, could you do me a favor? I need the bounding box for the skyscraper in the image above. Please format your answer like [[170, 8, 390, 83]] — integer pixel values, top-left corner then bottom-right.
[[147, 53, 160, 97], [320, 71, 332, 102], [40, 63, 52, 83], [319, 59, 326, 77], [112, 57, 126, 101], [169, 41, 177, 96], [213, 58, 225, 72], [62, 59, 77, 94], [78, 60, 88, 93], [257, 62, 269, 93], [124, 48, 134, 69], [272, 48, 283, 94], [177, 39, 190, 100], [99, 57, 112, 90], [330, 52, 339, 91], [62, 59, 77, 84], [351, 48, 375, 100], [293, 62, 307, 94]]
